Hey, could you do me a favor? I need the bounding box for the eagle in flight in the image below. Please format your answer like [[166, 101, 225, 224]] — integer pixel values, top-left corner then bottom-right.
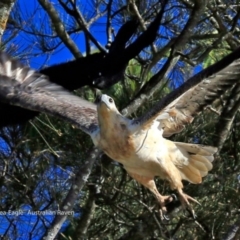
[[0, 51, 240, 218]]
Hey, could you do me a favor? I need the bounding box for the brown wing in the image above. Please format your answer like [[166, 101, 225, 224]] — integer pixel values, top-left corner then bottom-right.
[[136, 48, 240, 137], [0, 52, 98, 135]]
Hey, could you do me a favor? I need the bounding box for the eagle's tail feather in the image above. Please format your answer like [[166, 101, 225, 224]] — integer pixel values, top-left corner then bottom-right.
[[174, 142, 217, 158], [174, 142, 217, 184]]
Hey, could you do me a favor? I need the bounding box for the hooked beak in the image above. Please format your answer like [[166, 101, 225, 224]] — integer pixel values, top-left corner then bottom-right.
[[96, 94, 111, 109]]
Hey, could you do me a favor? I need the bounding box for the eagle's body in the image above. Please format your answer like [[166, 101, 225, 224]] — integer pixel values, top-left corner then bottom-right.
[[92, 95, 215, 214], [94, 109, 166, 175], [97, 117, 173, 178]]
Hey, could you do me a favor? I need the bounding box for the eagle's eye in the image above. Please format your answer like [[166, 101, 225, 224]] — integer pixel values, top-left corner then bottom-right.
[[109, 98, 113, 103]]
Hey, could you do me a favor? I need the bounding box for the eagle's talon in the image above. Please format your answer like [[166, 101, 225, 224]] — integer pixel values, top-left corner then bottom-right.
[[191, 210, 197, 219], [156, 195, 175, 220], [159, 208, 168, 221], [162, 212, 170, 221], [158, 195, 174, 208], [187, 206, 198, 219], [183, 208, 198, 219], [177, 189, 200, 219], [170, 193, 178, 202]]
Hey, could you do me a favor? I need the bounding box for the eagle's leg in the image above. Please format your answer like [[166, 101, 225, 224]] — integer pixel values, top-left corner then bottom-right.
[[177, 188, 200, 218], [128, 172, 173, 218]]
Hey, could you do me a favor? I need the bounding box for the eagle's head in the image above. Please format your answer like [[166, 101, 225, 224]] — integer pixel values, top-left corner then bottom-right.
[[97, 94, 119, 113], [96, 94, 121, 129]]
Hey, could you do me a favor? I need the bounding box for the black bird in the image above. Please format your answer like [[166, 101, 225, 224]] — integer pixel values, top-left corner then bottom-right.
[[0, 9, 164, 127]]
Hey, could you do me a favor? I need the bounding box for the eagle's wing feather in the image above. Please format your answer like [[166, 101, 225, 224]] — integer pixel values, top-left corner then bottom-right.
[[0, 52, 98, 136], [135, 49, 240, 137]]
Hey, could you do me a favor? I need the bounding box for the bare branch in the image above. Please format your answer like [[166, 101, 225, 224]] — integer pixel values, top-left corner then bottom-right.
[[0, 0, 16, 42], [43, 147, 102, 240], [128, 0, 157, 53], [59, 0, 106, 53], [72, 185, 96, 237], [149, 0, 207, 70], [38, 0, 82, 58]]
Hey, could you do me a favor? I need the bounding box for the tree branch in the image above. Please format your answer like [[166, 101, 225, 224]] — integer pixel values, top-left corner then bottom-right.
[[0, 0, 16, 43], [38, 0, 82, 58], [43, 147, 102, 240], [150, 0, 207, 69]]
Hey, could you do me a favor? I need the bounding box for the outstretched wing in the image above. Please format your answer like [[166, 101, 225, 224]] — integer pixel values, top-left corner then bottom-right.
[[135, 48, 240, 137], [0, 52, 98, 136]]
